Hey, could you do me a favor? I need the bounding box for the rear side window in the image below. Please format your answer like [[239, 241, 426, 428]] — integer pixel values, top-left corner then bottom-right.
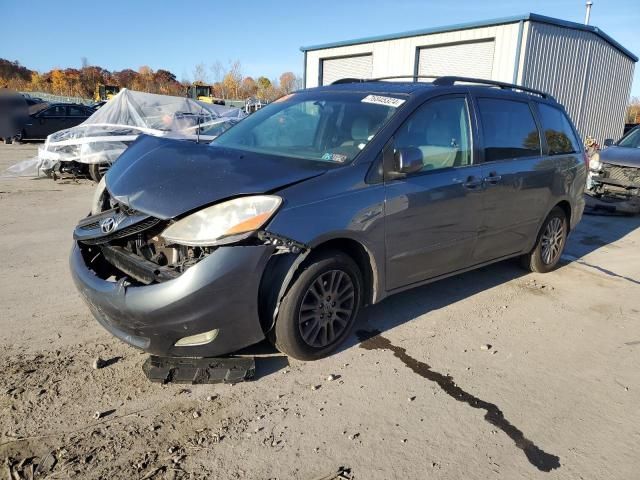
[[537, 104, 580, 155], [67, 106, 88, 116], [477, 98, 541, 162]]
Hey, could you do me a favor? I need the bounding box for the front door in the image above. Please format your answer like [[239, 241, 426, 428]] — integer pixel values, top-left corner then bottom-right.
[[33, 105, 67, 138], [384, 94, 484, 291]]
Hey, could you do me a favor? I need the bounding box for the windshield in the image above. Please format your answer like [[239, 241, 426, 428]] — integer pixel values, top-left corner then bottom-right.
[[618, 128, 640, 148], [213, 91, 405, 164]]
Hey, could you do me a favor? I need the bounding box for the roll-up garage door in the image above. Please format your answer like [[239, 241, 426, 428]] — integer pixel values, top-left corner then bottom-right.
[[417, 39, 495, 79], [321, 54, 373, 85]]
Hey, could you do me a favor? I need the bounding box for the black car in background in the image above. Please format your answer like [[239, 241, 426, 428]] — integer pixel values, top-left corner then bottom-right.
[[20, 103, 94, 141]]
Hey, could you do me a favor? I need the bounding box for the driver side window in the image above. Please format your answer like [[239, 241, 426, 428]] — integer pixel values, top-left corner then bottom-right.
[[394, 97, 472, 171]]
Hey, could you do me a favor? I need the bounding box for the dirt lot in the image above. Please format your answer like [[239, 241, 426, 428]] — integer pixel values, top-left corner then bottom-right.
[[1, 143, 639, 480]]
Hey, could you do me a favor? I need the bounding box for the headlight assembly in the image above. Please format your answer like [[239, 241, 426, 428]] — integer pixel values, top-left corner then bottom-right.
[[161, 195, 282, 246]]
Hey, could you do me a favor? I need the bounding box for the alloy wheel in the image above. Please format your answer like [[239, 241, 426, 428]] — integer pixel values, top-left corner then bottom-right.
[[540, 217, 565, 265], [298, 270, 355, 348]]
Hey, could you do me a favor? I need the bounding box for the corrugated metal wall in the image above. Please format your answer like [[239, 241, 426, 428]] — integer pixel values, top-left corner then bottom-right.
[[520, 22, 635, 143], [305, 23, 521, 88], [304, 20, 635, 143]]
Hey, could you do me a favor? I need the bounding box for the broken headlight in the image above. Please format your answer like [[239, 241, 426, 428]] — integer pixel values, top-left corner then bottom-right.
[[160, 195, 282, 247]]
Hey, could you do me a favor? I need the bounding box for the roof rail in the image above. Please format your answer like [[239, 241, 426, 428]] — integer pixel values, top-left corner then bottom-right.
[[331, 78, 366, 84], [432, 76, 553, 99], [331, 75, 437, 85], [370, 75, 439, 82], [330, 75, 554, 100]]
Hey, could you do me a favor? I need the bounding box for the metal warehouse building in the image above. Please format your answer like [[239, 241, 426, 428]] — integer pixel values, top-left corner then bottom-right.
[[301, 13, 637, 143]]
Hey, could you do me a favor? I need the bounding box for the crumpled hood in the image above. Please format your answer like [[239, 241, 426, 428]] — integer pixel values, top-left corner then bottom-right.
[[599, 146, 640, 168], [105, 135, 327, 219]]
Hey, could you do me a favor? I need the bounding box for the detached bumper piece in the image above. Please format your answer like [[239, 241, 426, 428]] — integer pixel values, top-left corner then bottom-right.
[[142, 355, 255, 384]]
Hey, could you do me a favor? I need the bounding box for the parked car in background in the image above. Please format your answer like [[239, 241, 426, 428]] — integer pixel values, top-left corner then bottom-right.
[[588, 126, 640, 208], [19, 103, 94, 141], [70, 76, 586, 361]]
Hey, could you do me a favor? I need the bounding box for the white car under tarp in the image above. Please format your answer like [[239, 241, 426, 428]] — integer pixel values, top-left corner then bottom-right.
[[4, 89, 245, 179]]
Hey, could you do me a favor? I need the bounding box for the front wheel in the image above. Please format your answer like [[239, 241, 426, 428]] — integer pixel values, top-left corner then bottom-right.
[[88, 163, 109, 182], [521, 207, 568, 273], [272, 250, 362, 360]]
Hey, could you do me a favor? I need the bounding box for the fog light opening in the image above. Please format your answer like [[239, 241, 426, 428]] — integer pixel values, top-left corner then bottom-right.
[[174, 329, 219, 347]]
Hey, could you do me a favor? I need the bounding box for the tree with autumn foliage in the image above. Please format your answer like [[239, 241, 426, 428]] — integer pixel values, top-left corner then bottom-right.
[[0, 57, 301, 102]]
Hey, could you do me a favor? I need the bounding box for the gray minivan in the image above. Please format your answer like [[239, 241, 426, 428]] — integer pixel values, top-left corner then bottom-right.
[[71, 76, 586, 360]]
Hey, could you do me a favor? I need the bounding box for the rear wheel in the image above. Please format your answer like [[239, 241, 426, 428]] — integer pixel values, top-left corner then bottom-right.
[[273, 250, 362, 360], [521, 207, 568, 273]]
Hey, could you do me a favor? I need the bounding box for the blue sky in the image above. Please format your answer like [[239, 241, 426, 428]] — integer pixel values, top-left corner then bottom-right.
[[1, 0, 638, 96]]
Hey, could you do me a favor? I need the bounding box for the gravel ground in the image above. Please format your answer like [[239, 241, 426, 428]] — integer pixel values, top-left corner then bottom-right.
[[1, 143, 639, 480]]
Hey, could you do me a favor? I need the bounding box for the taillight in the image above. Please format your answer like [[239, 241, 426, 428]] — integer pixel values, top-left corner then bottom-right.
[[583, 151, 590, 171]]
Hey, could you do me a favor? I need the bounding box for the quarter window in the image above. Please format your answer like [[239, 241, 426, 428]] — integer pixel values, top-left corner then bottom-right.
[[393, 97, 472, 171], [537, 103, 580, 155], [477, 98, 541, 162]]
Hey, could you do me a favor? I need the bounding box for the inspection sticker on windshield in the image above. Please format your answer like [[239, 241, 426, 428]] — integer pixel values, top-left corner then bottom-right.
[[361, 95, 405, 108]]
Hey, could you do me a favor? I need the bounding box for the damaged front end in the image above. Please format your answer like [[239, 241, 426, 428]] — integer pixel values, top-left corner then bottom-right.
[[587, 156, 640, 214], [70, 184, 308, 358]]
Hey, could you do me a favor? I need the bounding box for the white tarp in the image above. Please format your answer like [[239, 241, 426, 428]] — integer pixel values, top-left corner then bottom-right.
[[4, 88, 245, 177]]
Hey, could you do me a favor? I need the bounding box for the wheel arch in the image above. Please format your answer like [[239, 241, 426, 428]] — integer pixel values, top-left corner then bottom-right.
[[555, 199, 572, 229], [258, 233, 380, 335]]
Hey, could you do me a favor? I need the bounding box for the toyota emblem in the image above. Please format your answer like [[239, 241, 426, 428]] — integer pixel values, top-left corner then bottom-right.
[[100, 217, 117, 234]]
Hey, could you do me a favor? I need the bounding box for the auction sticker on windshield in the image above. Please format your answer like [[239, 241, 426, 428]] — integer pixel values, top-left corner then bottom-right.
[[361, 95, 405, 108]]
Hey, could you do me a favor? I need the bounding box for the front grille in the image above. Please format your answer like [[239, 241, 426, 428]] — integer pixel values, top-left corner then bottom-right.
[[81, 217, 162, 245], [602, 164, 640, 185], [79, 220, 100, 231]]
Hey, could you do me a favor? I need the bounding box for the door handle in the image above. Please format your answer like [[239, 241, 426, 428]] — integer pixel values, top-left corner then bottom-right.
[[483, 174, 502, 185], [462, 176, 483, 189]]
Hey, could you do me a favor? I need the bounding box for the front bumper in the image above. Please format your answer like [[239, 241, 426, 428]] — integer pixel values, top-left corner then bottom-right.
[[70, 242, 276, 357]]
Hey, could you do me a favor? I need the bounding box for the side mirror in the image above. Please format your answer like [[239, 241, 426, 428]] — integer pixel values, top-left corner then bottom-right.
[[603, 138, 614, 147], [393, 148, 423, 175]]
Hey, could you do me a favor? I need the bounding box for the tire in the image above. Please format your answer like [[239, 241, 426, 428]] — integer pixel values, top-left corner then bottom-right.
[[3, 137, 13, 145], [521, 207, 568, 273], [273, 250, 363, 360], [88, 163, 109, 182]]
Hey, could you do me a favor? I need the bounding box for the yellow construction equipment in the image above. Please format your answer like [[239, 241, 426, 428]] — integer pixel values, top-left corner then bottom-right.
[[95, 84, 120, 102], [186, 84, 225, 105]]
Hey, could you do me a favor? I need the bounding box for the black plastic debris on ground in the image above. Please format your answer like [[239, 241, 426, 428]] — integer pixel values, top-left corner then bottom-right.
[[142, 355, 255, 384]]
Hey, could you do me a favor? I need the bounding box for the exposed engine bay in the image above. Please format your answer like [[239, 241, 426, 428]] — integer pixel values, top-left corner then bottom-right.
[[74, 182, 307, 286]]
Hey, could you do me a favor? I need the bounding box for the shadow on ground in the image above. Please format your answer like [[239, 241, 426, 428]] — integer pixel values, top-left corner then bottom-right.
[[245, 210, 640, 375]]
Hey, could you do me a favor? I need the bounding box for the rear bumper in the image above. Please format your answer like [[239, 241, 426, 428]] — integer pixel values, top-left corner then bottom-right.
[[70, 242, 275, 357]]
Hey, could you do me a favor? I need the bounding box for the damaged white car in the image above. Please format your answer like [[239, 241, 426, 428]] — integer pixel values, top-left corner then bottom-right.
[[5, 89, 245, 180]]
